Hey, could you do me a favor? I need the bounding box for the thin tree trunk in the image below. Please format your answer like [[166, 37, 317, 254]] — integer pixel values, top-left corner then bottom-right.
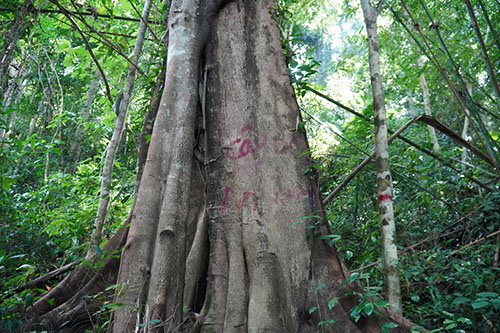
[[70, 69, 100, 166], [86, 0, 152, 260], [361, 0, 402, 315], [461, 83, 473, 165], [0, 0, 32, 96], [464, 0, 500, 101], [419, 73, 440, 151]]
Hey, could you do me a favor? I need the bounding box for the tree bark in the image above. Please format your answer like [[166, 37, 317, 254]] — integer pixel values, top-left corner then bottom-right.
[[360, 0, 402, 315]]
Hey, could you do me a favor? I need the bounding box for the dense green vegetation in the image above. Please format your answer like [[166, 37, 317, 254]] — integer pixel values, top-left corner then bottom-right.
[[1, 0, 499, 331]]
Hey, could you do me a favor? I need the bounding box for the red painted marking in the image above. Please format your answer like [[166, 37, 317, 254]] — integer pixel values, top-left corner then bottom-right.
[[241, 125, 253, 133], [378, 194, 393, 202], [286, 189, 294, 199], [237, 139, 253, 158]]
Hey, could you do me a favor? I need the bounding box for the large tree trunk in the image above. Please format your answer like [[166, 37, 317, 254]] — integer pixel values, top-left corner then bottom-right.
[[360, 0, 402, 315], [24, 1, 418, 332]]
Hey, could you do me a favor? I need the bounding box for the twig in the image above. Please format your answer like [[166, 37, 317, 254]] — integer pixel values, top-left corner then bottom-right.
[[0, 7, 162, 24], [322, 116, 421, 205], [49, 0, 114, 106], [304, 85, 492, 192], [9, 261, 80, 293], [446, 229, 500, 258], [126, 0, 159, 42], [68, 2, 147, 77]]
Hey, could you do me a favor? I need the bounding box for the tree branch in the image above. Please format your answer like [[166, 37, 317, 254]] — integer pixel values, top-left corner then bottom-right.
[[10, 261, 80, 294], [49, 0, 113, 106], [446, 229, 500, 258], [0, 7, 162, 25]]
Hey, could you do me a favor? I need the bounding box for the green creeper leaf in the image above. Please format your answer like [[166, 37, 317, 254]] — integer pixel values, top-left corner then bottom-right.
[[328, 297, 338, 309], [316, 282, 327, 290], [381, 322, 399, 333], [106, 303, 124, 311], [308, 306, 318, 314], [373, 300, 390, 307], [318, 319, 335, 326], [363, 302, 374, 316], [345, 250, 353, 260]]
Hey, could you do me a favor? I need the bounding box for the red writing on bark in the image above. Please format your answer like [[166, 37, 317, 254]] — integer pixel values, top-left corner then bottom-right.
[[224, 125, 299, 162]]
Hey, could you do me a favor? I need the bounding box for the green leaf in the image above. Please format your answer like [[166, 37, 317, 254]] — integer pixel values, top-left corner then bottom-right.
[[381, 322, 399, 333], [328, 297, 338, 309], [471, 300, 489, 309], [453, 296, 470, 305], [363, 303, 374, 316], [63, 54, 74, 67], [373, 300, 390, 307], [445, 323, 457, 330], [25, 293, 34, 306], [410, 295, 420, 302], [345, 250, 353, 260], [57, 38, 71, 52], [316, 282, 327, 290], [476, 292, 498, 298], [106, 303, 124, 311], [2, 177, 16, 191], [93, 245, 104, 255], [308, 306, 318, 314], [318, 319, 335, 326]]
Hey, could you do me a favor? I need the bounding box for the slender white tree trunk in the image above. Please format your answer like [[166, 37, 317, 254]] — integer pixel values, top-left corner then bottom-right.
[[461, 83, 473, 165], [86, 0, 152, 259], [419, 73, 440, 151], [361, 0, 402, 315]]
